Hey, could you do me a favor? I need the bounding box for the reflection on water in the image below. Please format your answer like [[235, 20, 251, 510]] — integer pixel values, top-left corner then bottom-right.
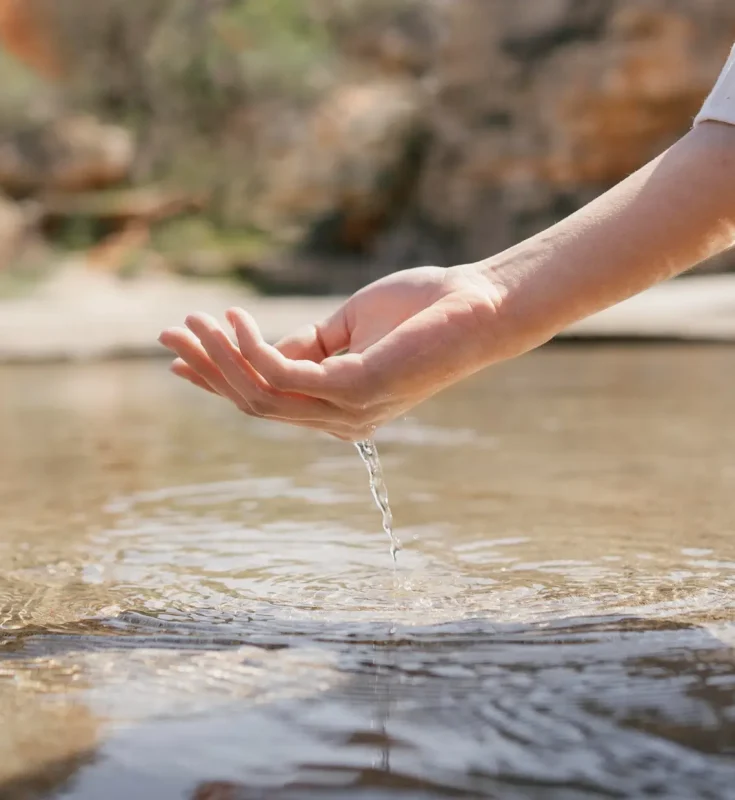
[[2, 347, 735, 798]]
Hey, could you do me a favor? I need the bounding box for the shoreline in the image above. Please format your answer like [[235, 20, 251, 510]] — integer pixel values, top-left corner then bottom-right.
[[3, 266, 735, 364]]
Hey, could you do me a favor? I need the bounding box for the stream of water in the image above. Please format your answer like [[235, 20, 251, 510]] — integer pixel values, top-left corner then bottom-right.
[[354, 439, 401, 561]]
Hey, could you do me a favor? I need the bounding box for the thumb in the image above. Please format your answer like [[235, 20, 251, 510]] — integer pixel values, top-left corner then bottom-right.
[[272, 305, 351, 362]]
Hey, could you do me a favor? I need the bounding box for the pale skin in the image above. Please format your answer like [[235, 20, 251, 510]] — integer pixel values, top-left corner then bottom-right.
[[160, 122, 735, 441]]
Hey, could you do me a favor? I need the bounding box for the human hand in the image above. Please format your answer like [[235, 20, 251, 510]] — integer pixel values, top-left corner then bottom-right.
[[159, 264, 504, 440]]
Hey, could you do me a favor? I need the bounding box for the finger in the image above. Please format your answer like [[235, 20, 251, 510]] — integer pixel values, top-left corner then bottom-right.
[[159, 327, 254, 413], [274, 307, 350, 362], [170, 347, 361, 438], [170, 359, 218, 395], [163, 321, 366, 429], [226, 307, 366, 404], [170, 353, 359, 438], [185, 312, 361, 423]]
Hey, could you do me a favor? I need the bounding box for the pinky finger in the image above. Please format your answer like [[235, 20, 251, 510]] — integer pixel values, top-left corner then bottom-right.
[[170, 359, 219, 395]]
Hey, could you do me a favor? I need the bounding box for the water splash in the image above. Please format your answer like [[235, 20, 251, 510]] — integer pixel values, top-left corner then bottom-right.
[[355, 439, 401, 561]]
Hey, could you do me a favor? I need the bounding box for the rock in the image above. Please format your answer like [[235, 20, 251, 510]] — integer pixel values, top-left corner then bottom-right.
[[389, 0, 735, 265], [0, 115, 134, 195], [255, 78, 427, 257], [323, 0, 439, 77], [2, 0, 735, 279], [254, 0, 735, 274]]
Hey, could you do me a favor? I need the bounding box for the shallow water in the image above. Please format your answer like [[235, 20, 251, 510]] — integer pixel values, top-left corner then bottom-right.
[[2, 346, 735, 799]]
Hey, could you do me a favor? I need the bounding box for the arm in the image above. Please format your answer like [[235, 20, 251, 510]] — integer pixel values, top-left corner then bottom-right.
[[160, 47, 735, 440], [478, 120, 735, 360]]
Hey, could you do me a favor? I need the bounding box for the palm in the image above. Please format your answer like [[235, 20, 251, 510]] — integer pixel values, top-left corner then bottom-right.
[[159, 263, 500, 439], [330, 266, 450, 357]]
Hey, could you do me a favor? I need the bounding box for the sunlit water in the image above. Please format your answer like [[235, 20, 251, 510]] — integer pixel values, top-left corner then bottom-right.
[[3, 346, 735, 799]]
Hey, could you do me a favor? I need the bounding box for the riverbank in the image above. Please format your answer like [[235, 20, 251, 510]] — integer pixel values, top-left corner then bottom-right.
[[0, 264, 340, 363], [3, 265, 735, 363]]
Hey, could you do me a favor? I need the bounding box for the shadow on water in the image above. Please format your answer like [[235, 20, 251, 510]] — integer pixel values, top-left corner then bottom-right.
[[2, 610, 735, 799]]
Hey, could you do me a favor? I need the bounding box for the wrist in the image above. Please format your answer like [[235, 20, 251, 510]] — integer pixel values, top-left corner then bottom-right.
[[449, 256, 551, 364], [472, 244, 563, 359]]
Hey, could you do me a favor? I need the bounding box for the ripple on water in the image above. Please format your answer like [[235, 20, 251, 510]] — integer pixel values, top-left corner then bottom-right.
[[5, 352, 735, 798], [5, 611, 735, 799]]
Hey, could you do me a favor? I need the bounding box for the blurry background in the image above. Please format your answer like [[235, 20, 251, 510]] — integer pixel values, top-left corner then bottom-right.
[[1, 0, 734, 299]]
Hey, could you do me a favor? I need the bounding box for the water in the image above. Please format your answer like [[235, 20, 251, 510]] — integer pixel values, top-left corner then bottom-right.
[[3, 345, 735, 799], [354, 439, 401, 561]]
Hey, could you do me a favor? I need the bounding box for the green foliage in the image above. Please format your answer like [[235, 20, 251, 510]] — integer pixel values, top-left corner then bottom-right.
[[0, 48, 49, 124], [213, 0, 334, 93], [152, 215, 272, 260]]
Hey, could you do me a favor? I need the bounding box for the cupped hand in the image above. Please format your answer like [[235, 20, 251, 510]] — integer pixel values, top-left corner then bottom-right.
[[158, 264, 504, 440]]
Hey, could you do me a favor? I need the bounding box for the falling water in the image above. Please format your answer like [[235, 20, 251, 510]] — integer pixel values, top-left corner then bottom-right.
[[355, 439, 401, 561]]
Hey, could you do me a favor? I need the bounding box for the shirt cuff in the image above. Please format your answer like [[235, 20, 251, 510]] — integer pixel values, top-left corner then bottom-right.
[[694, 45, 735, 127]]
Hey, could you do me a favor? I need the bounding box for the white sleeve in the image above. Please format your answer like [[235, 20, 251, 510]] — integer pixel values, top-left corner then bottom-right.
[[694, 45, 735, 127]]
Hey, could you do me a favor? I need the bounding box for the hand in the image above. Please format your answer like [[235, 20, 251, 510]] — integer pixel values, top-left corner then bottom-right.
[[158, 265, 504, 440]]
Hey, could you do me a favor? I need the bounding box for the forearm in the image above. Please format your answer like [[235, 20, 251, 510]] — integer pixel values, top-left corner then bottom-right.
[[477, 121, 735, 357]]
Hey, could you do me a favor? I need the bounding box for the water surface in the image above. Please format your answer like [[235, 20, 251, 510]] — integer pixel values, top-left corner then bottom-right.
[[2, 346, 735, 799]]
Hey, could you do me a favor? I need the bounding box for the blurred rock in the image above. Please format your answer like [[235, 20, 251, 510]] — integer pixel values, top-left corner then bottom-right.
[[322, 0, 438, 77], [0, 115, 134, 195], [1, 0, 735, 283], [256, 77, 427, 257], [383, 0, 735, 266], [256, 0, 735, 275]]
